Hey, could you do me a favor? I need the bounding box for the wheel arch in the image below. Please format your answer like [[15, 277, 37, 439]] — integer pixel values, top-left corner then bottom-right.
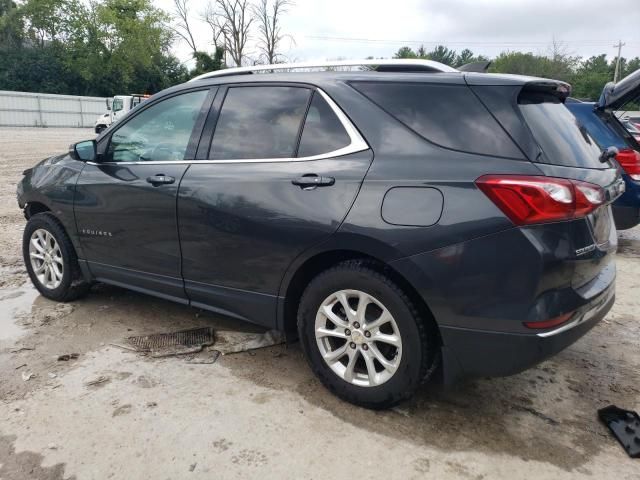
[[278, 247, 442, 349], [24, 201, 51, 219]]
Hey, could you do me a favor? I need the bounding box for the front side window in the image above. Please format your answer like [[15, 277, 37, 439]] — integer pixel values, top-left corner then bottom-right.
[[106, 90, 208, 163], [210, 86, 311, 159], [298, 92, 351, 157]]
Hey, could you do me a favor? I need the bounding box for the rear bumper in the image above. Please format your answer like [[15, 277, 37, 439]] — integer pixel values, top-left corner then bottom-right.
[[438, 283, 615, 383], [390, 219, 617, 384]]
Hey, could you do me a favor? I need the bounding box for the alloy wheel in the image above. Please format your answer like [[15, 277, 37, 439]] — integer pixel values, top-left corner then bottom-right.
[[29, 228, 64, 289], [314, 289, 402, 387]]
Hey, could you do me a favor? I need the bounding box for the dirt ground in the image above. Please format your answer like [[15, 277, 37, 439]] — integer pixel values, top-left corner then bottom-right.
[[1, 127, 639, 480]]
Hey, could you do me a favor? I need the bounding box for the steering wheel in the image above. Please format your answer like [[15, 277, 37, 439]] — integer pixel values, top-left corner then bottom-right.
[[145, 143, 176, 161]]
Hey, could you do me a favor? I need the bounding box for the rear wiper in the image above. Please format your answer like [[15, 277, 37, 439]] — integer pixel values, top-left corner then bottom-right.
[[600, 146, 619, 163]]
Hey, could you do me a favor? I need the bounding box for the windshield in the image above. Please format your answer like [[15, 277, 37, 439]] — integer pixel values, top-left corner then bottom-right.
[[519, 92, 605, 169], [112, 98, 124, 112]]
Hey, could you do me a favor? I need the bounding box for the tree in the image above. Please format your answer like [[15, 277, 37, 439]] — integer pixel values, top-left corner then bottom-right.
[[171, 0, 198, 55], [393, 46, 417, 59], [191, 47, 224, 76], [572, 54, 610, 100], [215, 0, 254, 67], [253, 0, 292, 64], [0, 0, 24, 48], [426, 45, 456, 66], [454, 48, 488, 68], [202, 1, 223, 49], [1, 0, 186, 96]]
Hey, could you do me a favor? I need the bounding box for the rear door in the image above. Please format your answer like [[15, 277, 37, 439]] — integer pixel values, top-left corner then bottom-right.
[[177, 84, 372, 326]]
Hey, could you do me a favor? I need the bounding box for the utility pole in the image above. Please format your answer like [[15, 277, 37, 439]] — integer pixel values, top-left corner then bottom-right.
[[613, 40, 625, 83]]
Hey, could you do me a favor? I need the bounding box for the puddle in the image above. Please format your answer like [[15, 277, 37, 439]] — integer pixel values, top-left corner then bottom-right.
[[0, 284, 40, 340]]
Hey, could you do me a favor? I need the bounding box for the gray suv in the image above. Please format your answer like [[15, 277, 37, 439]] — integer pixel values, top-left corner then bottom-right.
[[17, 61, 623, 408]]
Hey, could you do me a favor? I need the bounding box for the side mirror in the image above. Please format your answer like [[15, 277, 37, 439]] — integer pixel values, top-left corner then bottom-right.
[[69, 140, 97, 162], [106, 98, 111, 111], [600, 146, 619, 163]]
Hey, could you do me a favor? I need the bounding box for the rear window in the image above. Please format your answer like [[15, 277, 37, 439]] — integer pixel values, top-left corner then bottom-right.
[[567, 104, 627, 150], [297, 92, 350, 157], [210, 86, 310, 160], [351, 81, 523, 159], [519, 92, 605, 169]]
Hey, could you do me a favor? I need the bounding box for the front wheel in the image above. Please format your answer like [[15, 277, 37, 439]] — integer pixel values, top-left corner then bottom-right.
[[297, 261, 436, 409], [23, 213, 90, 302]]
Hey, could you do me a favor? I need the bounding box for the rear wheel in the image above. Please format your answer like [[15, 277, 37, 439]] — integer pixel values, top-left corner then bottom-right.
[[23, 213, 90, 302], [297, 260, 435, 409]]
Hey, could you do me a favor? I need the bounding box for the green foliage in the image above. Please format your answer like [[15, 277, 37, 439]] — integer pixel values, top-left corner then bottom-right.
[[0, 0, 188, 96], [0, 0, 23, 48], [190, 47, 225, 78], [393, 45, 487, 67]]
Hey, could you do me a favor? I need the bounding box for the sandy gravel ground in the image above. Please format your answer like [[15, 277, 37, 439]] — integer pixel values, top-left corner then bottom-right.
[[1, 127, 639, 480]]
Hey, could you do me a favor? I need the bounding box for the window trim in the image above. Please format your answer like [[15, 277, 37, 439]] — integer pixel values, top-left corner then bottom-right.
[[91, 87, 368, 165]]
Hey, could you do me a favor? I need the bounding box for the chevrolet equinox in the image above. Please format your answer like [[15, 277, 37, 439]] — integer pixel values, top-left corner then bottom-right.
[[17, 60, 623, 408]]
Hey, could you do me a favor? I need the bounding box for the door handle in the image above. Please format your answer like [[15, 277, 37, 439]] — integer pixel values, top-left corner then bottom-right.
[[292, 175, 335, 189], [146, 174, 175, 186]]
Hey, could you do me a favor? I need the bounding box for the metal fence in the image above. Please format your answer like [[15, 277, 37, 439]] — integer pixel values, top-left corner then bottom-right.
[[0, 90, 107, 128]]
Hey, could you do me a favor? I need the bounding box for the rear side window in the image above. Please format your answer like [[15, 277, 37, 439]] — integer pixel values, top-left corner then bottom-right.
[[210, 86, 311, 159], [519, 92, 604, 169], [297, 92, 351, 157], [351, 82, 523, 158]]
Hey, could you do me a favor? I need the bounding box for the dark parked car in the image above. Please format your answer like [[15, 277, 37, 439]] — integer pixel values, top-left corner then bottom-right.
[[566, 69, 640, 230], [17, 60, 623, 408]]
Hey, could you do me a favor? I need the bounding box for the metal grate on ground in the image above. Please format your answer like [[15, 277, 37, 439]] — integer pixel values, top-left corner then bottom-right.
[[126, 327, 215, 357]]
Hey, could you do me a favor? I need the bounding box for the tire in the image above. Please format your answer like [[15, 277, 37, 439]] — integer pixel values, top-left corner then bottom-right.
[[297, 260, 435, 409], [23, 213, 90, 302]]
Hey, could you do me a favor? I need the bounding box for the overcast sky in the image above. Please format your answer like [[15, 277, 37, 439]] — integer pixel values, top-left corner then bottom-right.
[[158, 0, 640, 66]]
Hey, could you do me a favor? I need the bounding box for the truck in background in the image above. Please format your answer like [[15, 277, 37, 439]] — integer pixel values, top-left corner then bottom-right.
[[94, 94, 149, 134]]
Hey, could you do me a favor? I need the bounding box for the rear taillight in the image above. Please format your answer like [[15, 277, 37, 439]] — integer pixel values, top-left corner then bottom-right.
[[615, 148, 640, 181], [476, 175, 605, 226]]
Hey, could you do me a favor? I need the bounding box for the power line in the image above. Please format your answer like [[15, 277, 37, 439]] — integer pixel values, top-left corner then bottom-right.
[[305, 35, 639, 49]]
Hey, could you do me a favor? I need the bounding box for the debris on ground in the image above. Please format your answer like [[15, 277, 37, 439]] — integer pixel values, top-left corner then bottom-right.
[[21, 371, 34, 381], [126, 327, 214, 358], [598, 405, 640, 458], [48, 372, 57, 379], [14, 364, 27, 370], [186, 350, 221, 365], [214, 329, 284, 354], [57, 353, 79, 361], [84, 375, 110, 387], [10, 345, 35, 353]]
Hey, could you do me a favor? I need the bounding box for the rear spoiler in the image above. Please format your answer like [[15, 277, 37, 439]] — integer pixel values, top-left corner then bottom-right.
[[519, 80, 572, 102], [458, 61, 492, 73], [598, 69, 640, 110]]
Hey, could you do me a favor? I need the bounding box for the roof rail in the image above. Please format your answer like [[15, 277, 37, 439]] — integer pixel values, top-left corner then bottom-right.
[[189, 59, 458, 82]]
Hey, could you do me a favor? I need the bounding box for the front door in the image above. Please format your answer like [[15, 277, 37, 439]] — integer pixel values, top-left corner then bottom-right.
[[75, 88, 212, 302], [178, 85, 372, 325]]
